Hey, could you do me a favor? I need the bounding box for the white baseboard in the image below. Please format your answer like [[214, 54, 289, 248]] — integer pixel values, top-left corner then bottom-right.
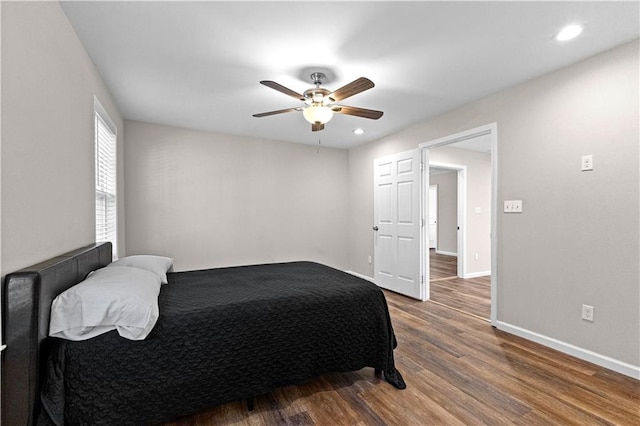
[[435, 250, 457, 257], [463, 270, 491, 279], [345, 270, 375, 283], [496, 321, 640, 380]]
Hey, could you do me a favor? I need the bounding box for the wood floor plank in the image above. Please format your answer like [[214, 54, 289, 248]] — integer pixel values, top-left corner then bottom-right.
[[461, 354, 612, 425], [559, 384, 639, 424], [165, 289, 640, 426]]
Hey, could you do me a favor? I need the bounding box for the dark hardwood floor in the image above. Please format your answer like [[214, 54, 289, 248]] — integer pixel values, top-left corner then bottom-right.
[[430, 249, 491, 320], [165, 291, 639, 425]]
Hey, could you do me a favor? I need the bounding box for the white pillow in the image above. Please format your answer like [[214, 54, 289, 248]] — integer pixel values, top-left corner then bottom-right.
[[49, 266, 161, 341], [108, 255, 174, 284]]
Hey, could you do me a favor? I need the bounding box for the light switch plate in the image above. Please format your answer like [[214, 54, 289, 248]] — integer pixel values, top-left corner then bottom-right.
[[504, 200, 523, 213], [512, 200, 522, 212]]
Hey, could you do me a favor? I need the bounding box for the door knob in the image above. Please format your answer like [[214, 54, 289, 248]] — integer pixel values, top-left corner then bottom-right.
[[372, 226, 379, 231]]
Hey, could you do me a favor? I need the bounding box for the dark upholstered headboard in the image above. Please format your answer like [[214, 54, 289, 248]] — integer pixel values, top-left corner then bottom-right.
[[1, 242, 112, 426]]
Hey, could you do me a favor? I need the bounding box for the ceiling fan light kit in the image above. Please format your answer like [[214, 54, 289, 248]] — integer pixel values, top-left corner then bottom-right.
[[303, 105, 334, 125], [253, 72, 383, 132]]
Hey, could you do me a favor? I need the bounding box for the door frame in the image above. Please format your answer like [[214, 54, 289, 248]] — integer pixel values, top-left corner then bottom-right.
[[427, 184, 438, 250], [419, 123, 498, 325]]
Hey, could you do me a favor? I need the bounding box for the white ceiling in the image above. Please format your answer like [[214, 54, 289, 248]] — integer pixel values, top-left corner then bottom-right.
[[60, 1, 639, 150]]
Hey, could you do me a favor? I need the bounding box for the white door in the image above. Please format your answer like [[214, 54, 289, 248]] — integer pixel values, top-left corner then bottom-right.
[[428, 185, 438, 249], [373, 149, 422, 299]]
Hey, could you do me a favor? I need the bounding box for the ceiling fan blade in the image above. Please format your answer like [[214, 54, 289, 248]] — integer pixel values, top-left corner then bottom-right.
[[252, 107, 301, 118], [333, 105, 383, 120], [329, 77, 374, 102], [260, 81, 305, 101], [311, 122, 325, 132]]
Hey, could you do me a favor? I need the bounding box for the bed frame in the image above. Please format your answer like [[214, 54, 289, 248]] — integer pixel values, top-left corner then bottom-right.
[[2, 242, 113, 426]]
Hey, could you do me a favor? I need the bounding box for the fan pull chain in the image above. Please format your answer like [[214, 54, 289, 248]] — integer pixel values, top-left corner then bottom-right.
[[317, 138, 321, 154]]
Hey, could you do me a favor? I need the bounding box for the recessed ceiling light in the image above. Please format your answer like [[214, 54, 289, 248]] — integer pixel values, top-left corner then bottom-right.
[[353, 128, 365, 135], [555, 24, 583, 42]]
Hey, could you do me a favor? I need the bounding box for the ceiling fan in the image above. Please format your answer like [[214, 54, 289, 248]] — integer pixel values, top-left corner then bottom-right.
[[253, 72, 383, 132]]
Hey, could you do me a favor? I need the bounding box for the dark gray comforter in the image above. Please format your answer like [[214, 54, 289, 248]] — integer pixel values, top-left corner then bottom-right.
[[40, 261, 405, 425]]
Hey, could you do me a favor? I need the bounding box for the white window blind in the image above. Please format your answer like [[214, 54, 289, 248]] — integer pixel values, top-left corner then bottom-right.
[[95, 103, 118, 258]]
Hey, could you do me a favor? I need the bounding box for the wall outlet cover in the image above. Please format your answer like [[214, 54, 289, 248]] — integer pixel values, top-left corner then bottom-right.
[[582, 304, 594, 322]]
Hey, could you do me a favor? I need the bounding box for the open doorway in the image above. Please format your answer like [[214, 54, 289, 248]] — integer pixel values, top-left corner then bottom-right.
[[428, 164, 464, 277], [420, 124, 497, 323]]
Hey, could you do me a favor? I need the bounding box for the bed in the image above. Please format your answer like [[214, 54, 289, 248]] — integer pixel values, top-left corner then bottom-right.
[[2, 242, 405, 425]]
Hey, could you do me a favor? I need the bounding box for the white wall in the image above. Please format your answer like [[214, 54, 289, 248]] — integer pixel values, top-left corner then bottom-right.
[[348, 41, 639, 371], [1, 1, 124, 276], [124, 120, 349, 272]]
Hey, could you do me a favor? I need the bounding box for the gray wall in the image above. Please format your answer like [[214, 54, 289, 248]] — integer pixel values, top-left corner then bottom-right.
[[1, 1, 124, 276], [348, 41, 639, 367], [430, 171, 457, 254], [124, 121, 349, 272]]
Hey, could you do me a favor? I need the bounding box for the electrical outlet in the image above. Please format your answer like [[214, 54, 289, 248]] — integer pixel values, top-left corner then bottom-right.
[[368, 255, 372, 264], [581, 154, 593, 171], [474, 253, 479, 261], [582, 304, 594, 322]]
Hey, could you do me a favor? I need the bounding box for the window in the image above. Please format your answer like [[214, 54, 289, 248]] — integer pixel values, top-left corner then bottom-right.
[[94, 98, 118, 258]]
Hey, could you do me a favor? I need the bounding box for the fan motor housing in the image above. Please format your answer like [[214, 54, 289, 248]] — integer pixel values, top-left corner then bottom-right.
[[303, 87, 334, 105]]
